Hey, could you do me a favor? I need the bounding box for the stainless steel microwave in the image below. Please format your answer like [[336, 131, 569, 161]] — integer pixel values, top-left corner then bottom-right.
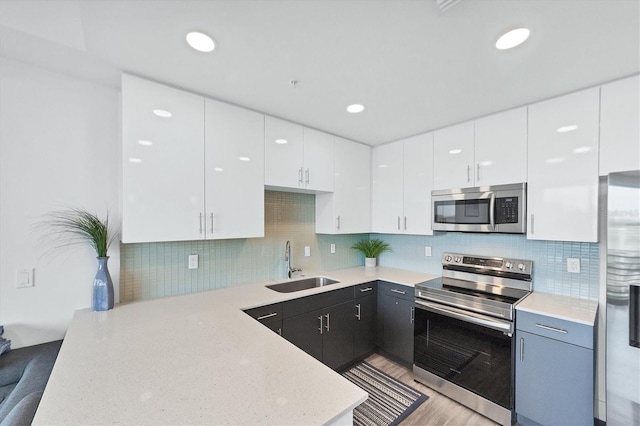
[[432, 183, 527, 233]]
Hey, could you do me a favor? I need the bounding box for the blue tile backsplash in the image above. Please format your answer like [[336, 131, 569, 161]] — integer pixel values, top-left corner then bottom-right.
[[121, 192, 599, 302]]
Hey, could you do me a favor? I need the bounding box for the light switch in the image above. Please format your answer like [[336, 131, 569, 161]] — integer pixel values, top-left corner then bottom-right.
[[330, 244, 336, 254], [16, 268, 34, 288], [188, 254, 199, 269], [425, 246, 432, 257], [304, 246, 311, 257]]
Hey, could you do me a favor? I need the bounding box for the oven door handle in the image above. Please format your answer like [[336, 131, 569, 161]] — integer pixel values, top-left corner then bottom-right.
[[415, 299, 513, 335]]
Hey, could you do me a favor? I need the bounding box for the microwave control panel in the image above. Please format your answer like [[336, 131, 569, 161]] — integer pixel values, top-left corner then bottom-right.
[[496, 197, 519, 224]]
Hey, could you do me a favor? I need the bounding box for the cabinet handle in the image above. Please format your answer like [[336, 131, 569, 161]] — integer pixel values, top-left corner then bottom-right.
[[325, 313, 330, 332], [520, 337, 524, 361], [530, 214, 534, 234], [277, 328, 282, 336], [210, 213, 215, 234], [391, 288, 406, 295], [199, 213, 203, 234], [305, 168, 310, 185], [404, 216, 407, 230], [467, 165, 471, 183], [337, 216, 341, 230], [535, 323, 568, 334], [359, 287, 373, 293], [256, 312, 278, 320], [411, 307, 415, 324], [397, 216, 401, 230], [356, 303, 361, 320], [318, 315, 323, 335], [298, 168, 303, 185], [477, 164, 480, 182]]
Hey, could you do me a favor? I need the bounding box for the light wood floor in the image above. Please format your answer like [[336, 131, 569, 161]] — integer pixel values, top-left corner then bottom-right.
[[364, 353, 500, 426]]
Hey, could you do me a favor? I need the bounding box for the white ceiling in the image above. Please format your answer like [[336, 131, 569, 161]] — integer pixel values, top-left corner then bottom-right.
[[1, 0, 638, 146]]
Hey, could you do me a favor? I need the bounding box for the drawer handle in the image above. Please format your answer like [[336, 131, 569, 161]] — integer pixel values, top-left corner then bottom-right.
[[535, 323, 568, 334], [391, 288, 406, 295], [359, 287, 373, 293], [257, 312, 278, 320], [356, 303, 361, 320]]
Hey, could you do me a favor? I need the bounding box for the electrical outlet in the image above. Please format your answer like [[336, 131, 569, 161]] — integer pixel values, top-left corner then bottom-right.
[[330, 244, 336, 254], [425, 246, 432, 257], [188, 254, 199, 269], [567, 258, 580, 273], [304, 246, 311, 257]]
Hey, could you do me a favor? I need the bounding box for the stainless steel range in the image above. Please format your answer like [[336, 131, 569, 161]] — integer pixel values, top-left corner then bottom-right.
[[413, 253, 533, 426]]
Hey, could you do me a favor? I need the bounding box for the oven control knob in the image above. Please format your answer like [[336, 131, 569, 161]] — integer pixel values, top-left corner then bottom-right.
[[505, 262, 513, 269], [518, 263, 526, 271], [445, 255, 452, 262], [455, 256, 462, 263]]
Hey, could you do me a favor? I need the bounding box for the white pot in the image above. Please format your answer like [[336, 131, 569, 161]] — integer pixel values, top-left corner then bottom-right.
[[365, 257, 377, 268]]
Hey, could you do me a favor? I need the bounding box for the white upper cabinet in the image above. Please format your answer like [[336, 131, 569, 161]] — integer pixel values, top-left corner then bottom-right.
[[527, 87, 600, 242], [302, 127, 334, 192], [474, 107, 528, 186], [371, 133, 434, 235], [372, 141, 404, 233], [204, 99, 264, 239], [600, 74, 640, 175], [433, 121, 475, 190], [265, 116, 333, 191], [316, 137, 371, 234], [122, 74, 205, 243], [403, 133, 434, 235]]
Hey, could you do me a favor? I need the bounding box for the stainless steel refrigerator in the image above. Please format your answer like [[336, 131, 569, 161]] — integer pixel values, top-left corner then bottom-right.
[[606, 170, 640, 425]]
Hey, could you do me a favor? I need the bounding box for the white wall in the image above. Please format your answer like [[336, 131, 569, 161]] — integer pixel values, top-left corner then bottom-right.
[[0, 58, 120, 348]]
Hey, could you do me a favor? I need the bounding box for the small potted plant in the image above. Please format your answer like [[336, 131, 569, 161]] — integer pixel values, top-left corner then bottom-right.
[[42, 208, 117, 311], [351, 238, 392, 268]]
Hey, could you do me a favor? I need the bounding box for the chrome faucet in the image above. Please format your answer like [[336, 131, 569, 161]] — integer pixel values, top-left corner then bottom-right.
[[285, 240, 302, 278]]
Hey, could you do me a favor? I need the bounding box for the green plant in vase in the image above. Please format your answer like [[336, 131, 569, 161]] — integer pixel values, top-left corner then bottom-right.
[[351, 238, 392, 267]]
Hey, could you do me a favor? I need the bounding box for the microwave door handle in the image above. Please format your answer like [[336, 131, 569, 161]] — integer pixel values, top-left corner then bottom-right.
[[489, 192, 496, 231]]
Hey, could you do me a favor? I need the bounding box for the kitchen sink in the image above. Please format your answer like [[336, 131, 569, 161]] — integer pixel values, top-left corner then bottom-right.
[[266, 277, 340, 293]]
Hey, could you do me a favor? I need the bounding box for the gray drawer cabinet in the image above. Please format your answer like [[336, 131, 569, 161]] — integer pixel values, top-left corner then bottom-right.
[[377, 281, 414, 365], [354, 282, 377, 359], [281, 287, 354, 370], [515, 310, 594, 426], [244, 303, 282, 335]]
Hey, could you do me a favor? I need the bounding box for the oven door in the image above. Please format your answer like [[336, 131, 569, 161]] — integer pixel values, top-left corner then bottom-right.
[[414, 300, 514, 409]]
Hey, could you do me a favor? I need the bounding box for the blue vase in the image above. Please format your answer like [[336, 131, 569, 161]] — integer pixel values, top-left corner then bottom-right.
[[93, 256, 114, 311]]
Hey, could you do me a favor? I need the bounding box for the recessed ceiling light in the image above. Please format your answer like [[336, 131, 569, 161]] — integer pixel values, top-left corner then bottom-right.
[[138, 140, 153, 146], [496, 28, 530, 50], [128, 157, 142, 163], [239, 156, 251, 162], [347, 104, 365, 113], [449, 149, 462, 154], [186, 31, 215, 52], [275, 139, 288, 145], [153, 109, 172, 118], [557, 124, 578, 133]]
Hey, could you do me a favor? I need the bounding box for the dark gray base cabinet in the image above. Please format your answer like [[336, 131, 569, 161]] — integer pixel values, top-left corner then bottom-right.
[[376, 281, 414, 365], [354, 294, 377, 359]]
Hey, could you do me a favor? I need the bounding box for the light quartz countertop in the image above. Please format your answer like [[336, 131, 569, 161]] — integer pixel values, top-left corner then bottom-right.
[[33, 266, 437, 425], [516, 292, 598, 326]]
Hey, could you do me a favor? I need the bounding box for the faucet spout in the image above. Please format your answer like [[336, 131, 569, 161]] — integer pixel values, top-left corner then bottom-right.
[[285, 240, 301, 278]]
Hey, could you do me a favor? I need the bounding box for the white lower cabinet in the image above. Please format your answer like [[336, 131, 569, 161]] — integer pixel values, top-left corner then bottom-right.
[[122, 75, 265, 243], [527, 87, 600, 242], [204, 99, 264, 239], [316, 137, 371, 234], [122, 74, 205, 243], [372, 133, 433, 235]]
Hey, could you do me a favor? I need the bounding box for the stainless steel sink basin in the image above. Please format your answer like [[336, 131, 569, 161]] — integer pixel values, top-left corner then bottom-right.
[[266, 277, 340, 293]]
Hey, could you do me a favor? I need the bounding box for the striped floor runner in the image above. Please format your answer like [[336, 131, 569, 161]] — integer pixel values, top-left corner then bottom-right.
[[342, 362, 428, 426]]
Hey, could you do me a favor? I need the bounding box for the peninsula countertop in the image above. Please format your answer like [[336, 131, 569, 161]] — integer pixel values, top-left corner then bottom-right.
[[33, 266, 438, 425]]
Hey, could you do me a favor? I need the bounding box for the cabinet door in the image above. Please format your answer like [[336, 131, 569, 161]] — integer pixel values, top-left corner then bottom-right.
[[282, 309, 323, 362], [372, 141, 404, 233], [354, 295, 377, 359], [433, 121, 475, 190], [384, 296, 414, 365], [264, 116, 304, 188], [527, 88, 600, 242], [600, 75, 640, 175], [322, 301, 355, 370], [516, 330, 593, 426], [204, 99, 264, 239], [333, 137, 371, 234], [303, 128, 334, 192], [474, 107, 527, 186], [122, 74, 205, 243], [403, 133, 434, 235]]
